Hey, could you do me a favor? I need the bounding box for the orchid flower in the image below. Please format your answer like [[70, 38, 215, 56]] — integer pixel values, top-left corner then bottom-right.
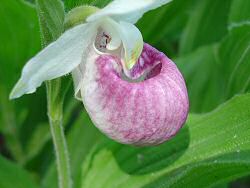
[[10, 0, 189, 146]]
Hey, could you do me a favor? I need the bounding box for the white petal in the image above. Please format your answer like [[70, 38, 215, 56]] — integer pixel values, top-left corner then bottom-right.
[[87, 0, 172, 24], [96, 18, 143, 73], [73, 18, 143, 100], [72, 66, 84, 100], [72, 46, 100, 101], [10, 23, 97, 99], [118, 21, 143, 70], [100, 21, 122, 50]]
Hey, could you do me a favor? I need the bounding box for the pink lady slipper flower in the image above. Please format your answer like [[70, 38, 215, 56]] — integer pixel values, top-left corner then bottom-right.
[[10, 0, 189, 146]]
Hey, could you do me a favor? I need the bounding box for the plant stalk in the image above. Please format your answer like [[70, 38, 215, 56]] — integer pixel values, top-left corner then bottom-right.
[[46, 80, 72, 188]]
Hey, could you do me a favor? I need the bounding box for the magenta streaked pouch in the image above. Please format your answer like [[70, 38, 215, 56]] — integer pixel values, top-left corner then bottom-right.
[[81, 44, 189, 146]]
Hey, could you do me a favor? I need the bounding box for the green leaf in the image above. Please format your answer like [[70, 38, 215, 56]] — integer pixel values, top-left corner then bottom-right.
[[144, 151, 250, 188], [176, 24, 250, 112], [176, 45, 224, 112], [229, 0, 250, 30], [0, 0, 40, 98], [0, 155, 38, 188], [212, 183, 228, 188], [0, 0, 45, 163], [23, 0, 35, 4], [64, 0, 112, 12], [179, 0, 231, 55], [137, 0, 194, 57], [140, 0, 194, 40], [218, 25, 250, 99], [24, 123, 50, 163], [36, 0, 65, 46], [80, 93, 250, 188]]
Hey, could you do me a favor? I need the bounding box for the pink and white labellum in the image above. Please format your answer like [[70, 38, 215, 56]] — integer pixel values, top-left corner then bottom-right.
[[10, 0, 188, 146], [79, 42, 189, 146]]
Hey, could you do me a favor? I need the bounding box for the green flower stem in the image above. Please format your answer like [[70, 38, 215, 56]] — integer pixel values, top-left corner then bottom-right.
[[48, 118, 71, 188], [46, 79, 72, 188], [36, 4, 98, 187], [36, 0, 74, 187]]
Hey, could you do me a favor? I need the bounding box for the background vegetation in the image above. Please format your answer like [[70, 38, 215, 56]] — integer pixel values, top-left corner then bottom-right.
[[0, 0, 249, 187]]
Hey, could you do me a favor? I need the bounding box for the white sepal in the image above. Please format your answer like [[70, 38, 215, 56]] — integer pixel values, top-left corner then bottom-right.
[[87, 0, 172, 24], [10, 23, 97, 99], [97, 18, 143, 72]]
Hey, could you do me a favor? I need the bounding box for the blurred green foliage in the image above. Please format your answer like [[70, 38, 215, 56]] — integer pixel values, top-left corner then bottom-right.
[[0, 0, 249, 188], [80, 94, 250, 188]]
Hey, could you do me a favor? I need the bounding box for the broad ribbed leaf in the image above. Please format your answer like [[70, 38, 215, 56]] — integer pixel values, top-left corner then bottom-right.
[[176, 24, 250, 112], [176, 0, 250, 113], [36, 0, 65, 45], [176, 45, 223, 112], [144, 152, 250, 188], [64, 0, 112, 12], [0, 0, 45, 163], [229, 0, 250, 29], [218, 25, 250, 99], [138, 0, 194, 42], [80, 94, 250, 188], [0, 155, 38, 188], [179, 0, 231, 55], [137, 0, 193, 57]]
